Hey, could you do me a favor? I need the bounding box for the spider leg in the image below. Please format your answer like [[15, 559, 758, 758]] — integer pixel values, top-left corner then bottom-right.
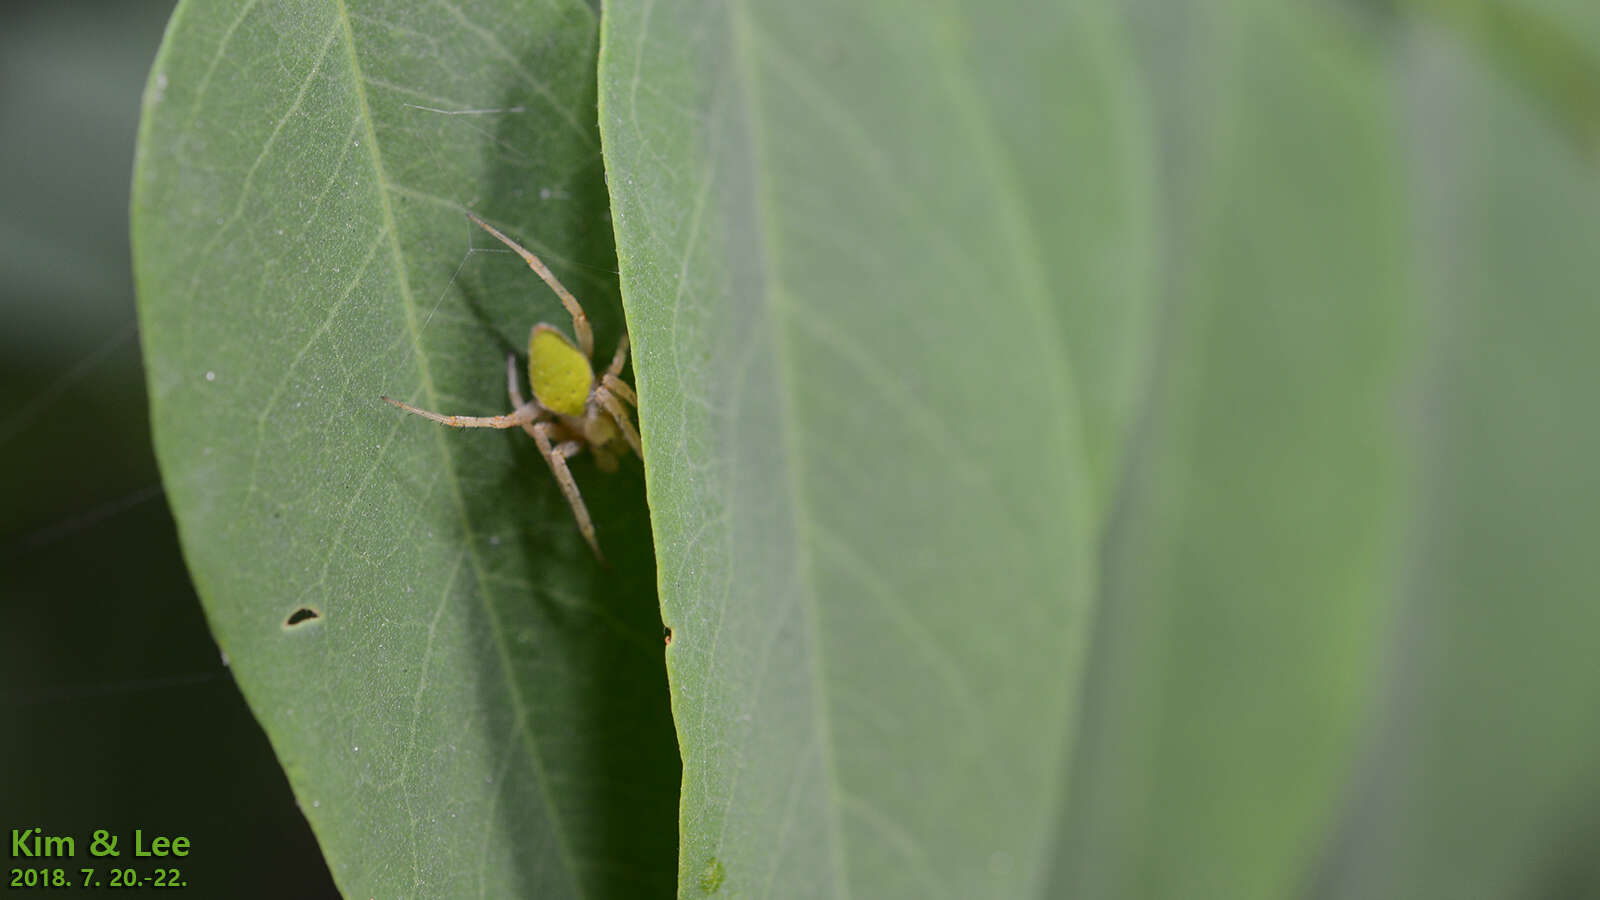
[[600, 372, 638, 409], [595, 387, 643, 458], [531, 420, 602, 559], [506, 353, 525, 407], [605, 332, 630, 379], [382, 395, 541, 429], [467, 213, 594, 358]]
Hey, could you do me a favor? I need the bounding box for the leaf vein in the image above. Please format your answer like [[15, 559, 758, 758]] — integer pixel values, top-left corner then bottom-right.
[[330, 0, 586, 896]]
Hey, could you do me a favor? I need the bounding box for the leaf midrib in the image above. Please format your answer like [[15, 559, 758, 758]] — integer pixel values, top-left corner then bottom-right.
[[723, 2, 853, 896], [926, 19, 1102, 891], [329, 0, 588, 895], [719, 1, 1091, 896]]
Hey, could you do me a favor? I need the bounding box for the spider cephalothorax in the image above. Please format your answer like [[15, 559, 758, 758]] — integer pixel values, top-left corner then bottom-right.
[[382, 213, 639, 558]]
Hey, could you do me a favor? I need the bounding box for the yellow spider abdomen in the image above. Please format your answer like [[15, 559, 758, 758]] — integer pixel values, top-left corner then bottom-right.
[[528, 324, 593, 417]]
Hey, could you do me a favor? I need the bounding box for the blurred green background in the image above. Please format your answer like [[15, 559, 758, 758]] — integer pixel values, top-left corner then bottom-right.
[[1, 1, 336, 893]]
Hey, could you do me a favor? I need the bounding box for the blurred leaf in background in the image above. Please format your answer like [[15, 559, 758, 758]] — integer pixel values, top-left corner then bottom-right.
[[1058, 2, 1600, 899], [1313, 2, 1600, 896], [1, 1, 335, 894]]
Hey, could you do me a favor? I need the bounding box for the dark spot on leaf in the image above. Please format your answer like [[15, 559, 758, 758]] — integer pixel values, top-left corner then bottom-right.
[[699, 857, 725, 893], [284, 607, 321, 627], [663, 625, 673, 646]]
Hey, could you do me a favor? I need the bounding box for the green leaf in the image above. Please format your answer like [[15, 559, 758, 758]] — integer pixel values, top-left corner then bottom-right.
[[131, 0, 677, 897], [597, 0, 1152, 895], [1054, 4, 1416, 896], [1059, 3, 1600, 899], [1316, 19, 1600, 899], [1403, 0, 1600, 159], [603, 0, 1600, 898]]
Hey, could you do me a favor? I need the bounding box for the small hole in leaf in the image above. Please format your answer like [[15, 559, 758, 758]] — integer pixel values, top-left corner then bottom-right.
[[663, 626, 673, 646], [285, 607, 321, 627]]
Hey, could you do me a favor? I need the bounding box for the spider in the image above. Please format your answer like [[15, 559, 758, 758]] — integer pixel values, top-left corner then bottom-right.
[[382, 213, 640, 559]]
